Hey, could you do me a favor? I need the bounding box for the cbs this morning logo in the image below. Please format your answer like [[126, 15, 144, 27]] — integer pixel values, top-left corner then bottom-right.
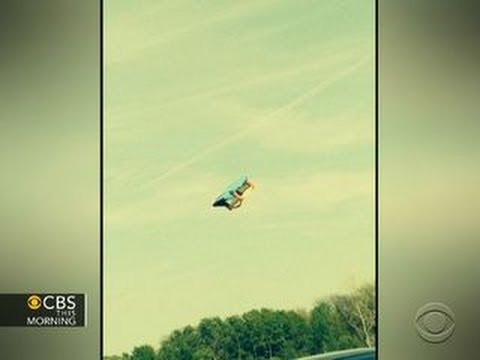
[[26, 294, 85, 327]]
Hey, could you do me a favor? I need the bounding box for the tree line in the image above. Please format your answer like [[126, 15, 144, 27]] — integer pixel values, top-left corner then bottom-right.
[[105, 283, 375, 360]]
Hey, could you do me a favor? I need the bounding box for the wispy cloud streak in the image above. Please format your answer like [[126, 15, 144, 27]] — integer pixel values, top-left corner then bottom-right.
[[144, 58, 369, 187]]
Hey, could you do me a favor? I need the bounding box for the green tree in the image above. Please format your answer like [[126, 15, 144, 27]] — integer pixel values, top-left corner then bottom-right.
[[192, 346, 217, 360], [130, 345, 156, 360], [311, 300, 361, 353], [330, 284, 375, 347], [158, 326, 200, 360]]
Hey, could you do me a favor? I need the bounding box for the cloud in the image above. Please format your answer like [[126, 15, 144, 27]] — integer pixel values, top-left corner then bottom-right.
[[140, 57, 369, 186], [106, 1, 282, 66], [249, 111, 373, 154], [106, 171, 221, 229], [249, 169, 373, 216], [106, 44, 366, 122]]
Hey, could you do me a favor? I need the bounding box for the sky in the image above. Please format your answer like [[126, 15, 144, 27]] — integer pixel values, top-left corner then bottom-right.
[[105, 0, 375, 355]]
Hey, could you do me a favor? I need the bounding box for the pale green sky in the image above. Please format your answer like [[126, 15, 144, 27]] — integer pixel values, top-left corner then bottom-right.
[[105, 0, 374, 355]]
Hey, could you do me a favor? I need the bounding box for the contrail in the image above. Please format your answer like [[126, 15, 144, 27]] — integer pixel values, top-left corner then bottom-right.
[[145, 58, 369, 186], [107, 1, 280, 66], [108, 46, 363, 121]]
